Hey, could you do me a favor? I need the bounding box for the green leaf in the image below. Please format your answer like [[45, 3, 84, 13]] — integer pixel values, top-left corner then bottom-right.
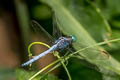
[[41, 74, 59, 80], [15, 69, 59, 80], [94, 0, 120, 29], [94, 0, 120, 20], [40, 0, 120, 79], [15, 69, 37, 80], [43, 0, 111, 42]]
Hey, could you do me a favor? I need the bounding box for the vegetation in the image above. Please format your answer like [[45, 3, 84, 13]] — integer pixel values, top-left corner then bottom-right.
[[1, 0, 120, 80]]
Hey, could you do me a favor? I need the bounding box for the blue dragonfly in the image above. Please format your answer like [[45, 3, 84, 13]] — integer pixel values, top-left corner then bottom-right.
[[21, 18, 109, 67], [21, 20, 76, 67]]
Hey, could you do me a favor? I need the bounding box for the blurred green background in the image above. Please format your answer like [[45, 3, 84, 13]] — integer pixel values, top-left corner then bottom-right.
[[0, 0, 120, 80]]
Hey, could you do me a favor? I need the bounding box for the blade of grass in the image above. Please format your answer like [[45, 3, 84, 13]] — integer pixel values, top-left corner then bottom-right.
[[40, 0, 120, 76]]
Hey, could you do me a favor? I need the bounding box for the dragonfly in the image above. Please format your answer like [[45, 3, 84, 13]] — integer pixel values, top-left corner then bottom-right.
[[21, 17, 109, 67], [21, 20, 76, 67]]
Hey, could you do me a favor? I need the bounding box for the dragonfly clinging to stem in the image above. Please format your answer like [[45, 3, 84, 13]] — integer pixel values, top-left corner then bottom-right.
[[21, 17, 110, 67], [21, 20, 76, 67]]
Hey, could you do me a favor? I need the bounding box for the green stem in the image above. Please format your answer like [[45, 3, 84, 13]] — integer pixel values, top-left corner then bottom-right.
[[56, 52, 72, 80], [29, 58, 60, 80], [40, 62, 63, 79]]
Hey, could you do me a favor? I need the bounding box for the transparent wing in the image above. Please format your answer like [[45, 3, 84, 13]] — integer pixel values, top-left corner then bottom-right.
[[21, 20, 56, 67], [52, 14, 109, 61], [52, 14, 62, 39], [31, 20, 54, 45]]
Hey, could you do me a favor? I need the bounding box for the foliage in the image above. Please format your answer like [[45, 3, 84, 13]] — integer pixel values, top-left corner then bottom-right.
[[1, 0, 120, 80], [39, 0, 120, 80]]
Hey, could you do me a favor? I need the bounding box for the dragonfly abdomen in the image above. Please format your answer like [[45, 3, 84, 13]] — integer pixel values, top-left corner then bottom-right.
[[21, 36, 75, 67], [21, 44, 57, 67]]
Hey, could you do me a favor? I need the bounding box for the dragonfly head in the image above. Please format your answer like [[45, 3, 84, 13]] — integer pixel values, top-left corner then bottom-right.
[[70, 35, 76, 42]]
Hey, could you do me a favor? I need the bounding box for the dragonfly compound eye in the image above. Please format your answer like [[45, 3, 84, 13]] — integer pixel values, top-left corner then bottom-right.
[[70, 35, 76, 42]]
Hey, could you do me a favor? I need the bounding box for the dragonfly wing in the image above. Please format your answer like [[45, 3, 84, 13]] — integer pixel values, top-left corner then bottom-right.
[[52, 14, 62, 39], [31, 20, 54, 44], [21, 20, 56, 67]]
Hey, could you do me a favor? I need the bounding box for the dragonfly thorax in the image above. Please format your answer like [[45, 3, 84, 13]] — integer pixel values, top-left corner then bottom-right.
[[55, 37, 73, 49]]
